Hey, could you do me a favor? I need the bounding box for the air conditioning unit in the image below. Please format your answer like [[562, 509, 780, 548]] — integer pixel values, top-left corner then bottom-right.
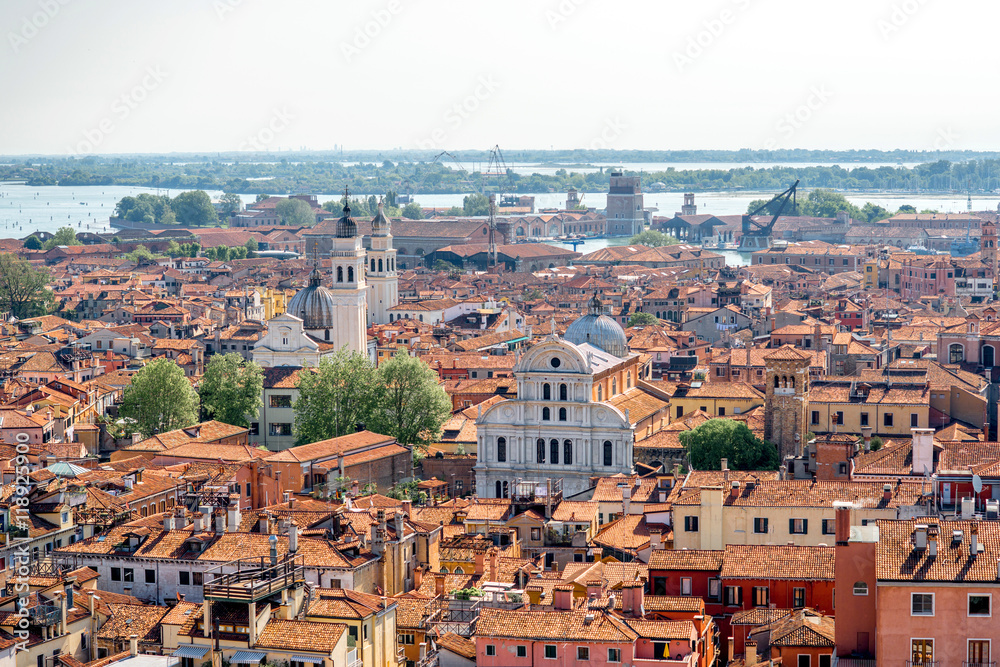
[[986, 500, 999, 520]]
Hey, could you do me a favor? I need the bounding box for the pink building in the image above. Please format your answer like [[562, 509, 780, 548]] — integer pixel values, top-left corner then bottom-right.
[[837, 511, 1000, 665]]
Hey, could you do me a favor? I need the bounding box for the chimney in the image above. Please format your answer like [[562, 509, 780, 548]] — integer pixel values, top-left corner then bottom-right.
[[129, 634, 138, 657], [283, 491, 290, 504], [911, 428, 935, 474], [214, 509, 226, 534], [228, 505, 241, 533], [193, 512, 206, 532], [434, 573, 445, 597], [414, 567, 423, 590], [394, 512, 404, 540], [259, 511, 272, 534], [649, 528, 662, 551], [883, 483, 893, 503], [928, 530, 937, 557], [401, 499, 412, 519], [971, 523, 979, 558], [553, 585, 573, 610], [720, 457, 728, 472], [475, 550, 486, 576], [288, 495, 295, 510], [861, 426, 873, 452], [164, 513, 175, 531], [730, 480, 740, 500], [914, 524, 928, 550], [488, 547, 499, 581], [289, 520, 298, 553], [834, 503, 852, 545]]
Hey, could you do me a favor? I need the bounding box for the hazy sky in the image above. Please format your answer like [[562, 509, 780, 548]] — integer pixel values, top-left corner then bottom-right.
[[3, 0, 997, 155]]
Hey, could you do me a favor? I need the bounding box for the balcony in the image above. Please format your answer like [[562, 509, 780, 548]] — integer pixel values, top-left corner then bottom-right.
[[202, 554, 305, 603], [27, 604, 61, 625], [906, 662, 939, 667], [964, 663, 996, 667]]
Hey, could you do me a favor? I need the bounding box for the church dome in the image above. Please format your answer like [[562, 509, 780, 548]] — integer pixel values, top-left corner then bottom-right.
[[336, 202, 358, 238], [287, 267, 336, 330], [564, 293, 629, 358], [371, 199, 391, 237]]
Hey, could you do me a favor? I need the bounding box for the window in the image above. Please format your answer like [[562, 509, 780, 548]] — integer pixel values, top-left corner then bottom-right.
[[496, 437, 506, 463], [911, 639, 934, 663], [725, 586, 742, 606], [860, 412, 869, 426], [559, 383, 568, 400], [399, 634, 416, 645], [603, 441, 613, 466], [753, 586, 769, 606], [145, 569, 155, 584], [558, 407, 567, 421], [822, 519, 836, 535], [684, 515, 699, 532], [531, 527, 541, 541], [793, 587, 806, 608], [249, 422, 259, 436], [969, 594, 991, 616], [544, 645, 557, 659], [969, 640, 991, 664], [516, 646, 527, 658], [245, 482, 251, 497], [950, 343, 964, 364], [550, 439, 559, 465], [883, 412, 894, 427], [537, 438, 546, 463], [123, 568, 134, 583], [789, 518, 808, 534], [543, 383, 551, 400], [550, 357, 561, 369], [680, 577, 692, 595], [608, 648, 621, 663], [179, 571, 190, 586], [811, 410, 819, 425], [753, 518, 769, 534], [270, 394, 292, 408], [818, 657, 831, 667], [485, 645, 495, 656], [912, 592, 934, 616], [192, 572, 203, 586], [797, 656, 810, 667], [269, 423, 293, 436], [564, 439, 573, 466], [111, 567, 121, 582], [577, 647, 590, 661], [911, 413, 919, 427], [542, 407, 550, 421], [835, 411, 844, 425]]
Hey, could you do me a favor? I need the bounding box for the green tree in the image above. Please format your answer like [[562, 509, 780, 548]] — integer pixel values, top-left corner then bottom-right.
[[402, 202, 423, 220], [275, 198, 316, 227], [119, 358, 199, 438], [860, 202, 892, 223], [293, 349, 380, 445], [627, 311, 660, 327], [43, 226, 81, 250], [797, 189, 862, 219], [629, 229, 680, 247], [199, 354, 264, 428], [166, 240, 182, 257], [172, 190, 219, 226], [386, 479, 428, 505], [370, 352, 452, 447], [244, 238, 258, 255], [897, 204, 917, 214], [0, 255, 53, 318], [127, 245, 156, 263], [111, 236, 122, 245], [678, 419, 779, 470], [462, 193, 490, 216], [255, 193, 271, 203], [523, 288, 544, 301], [23, 236, 42, 250], [219, 192, 243, 214]]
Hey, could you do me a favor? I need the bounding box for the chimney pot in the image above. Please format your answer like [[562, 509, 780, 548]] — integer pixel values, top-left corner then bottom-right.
[[129, 635, 138, 657]]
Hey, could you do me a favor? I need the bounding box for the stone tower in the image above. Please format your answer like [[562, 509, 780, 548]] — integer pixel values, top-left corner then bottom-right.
[[763, 345, 812, 460], [606, 171, 644, 237], [982, 219, 998, 286], [366, 199, 398, 325], [328, 200, 369, 354]]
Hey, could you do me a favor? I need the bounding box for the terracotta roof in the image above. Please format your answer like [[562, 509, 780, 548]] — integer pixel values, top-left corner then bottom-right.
[[876, 519, 1000, 582], [255, 618, 346, 653], [720, 545, 835, 581], [476, 608, 637, 642], [647, 549, 724, 572], [267, 431, 396, 462], [437, 631, 476, 659]]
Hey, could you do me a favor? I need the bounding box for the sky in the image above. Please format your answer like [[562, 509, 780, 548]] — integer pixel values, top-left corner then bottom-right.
[[2, 0, 998, 155]]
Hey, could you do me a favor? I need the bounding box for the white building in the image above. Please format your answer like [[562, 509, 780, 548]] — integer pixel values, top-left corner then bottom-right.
[[367, 200, 399, 325], [252, 312, 335, 368], [475, 296, 659, 497]]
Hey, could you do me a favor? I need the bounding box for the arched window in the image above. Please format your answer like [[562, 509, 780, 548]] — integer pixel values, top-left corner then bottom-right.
[[454, 567, 464, 574], [597, 385, 603, 401], [325, 329, 330, 341], [603, 441, 614, 466], [853, 581, 868, 596], [774, 375, 780, 388], [390, 258, 395, 271], [378, 258, 383, 272], [537, 438, 546, 463], [550, 439, 559, 465], [497, 437, 506, 462], [559, 383, 568, 401], [502, 481, 509, 498], [371, 259, 375, 272], [495, 481, 502, 498], [558, 407, 567, 421], [789, 376, 795, 389], [543, 383, 551, 400], [337, 266, 344, 283], [950, 343, 964, 364], [348, 266, 354, 282], [612, 378, 617, 395], [542, 407, 550, 421], [564, 439, 573, 465]]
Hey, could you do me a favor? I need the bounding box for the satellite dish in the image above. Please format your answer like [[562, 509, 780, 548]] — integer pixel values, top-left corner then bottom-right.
[[973, 474, 983, 494]]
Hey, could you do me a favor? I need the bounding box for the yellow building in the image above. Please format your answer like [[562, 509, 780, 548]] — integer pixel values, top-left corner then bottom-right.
[[807, 379, 930, 437], [256, 286, 288, 320], [669, 382, 765, 421], [304, 589, 397, 667]]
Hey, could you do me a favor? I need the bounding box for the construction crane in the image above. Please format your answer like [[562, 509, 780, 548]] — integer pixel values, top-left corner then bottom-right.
[[738, 180, 799, 250], [481, 145, 518, 266]]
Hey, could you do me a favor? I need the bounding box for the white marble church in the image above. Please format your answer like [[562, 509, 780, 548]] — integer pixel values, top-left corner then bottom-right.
[[475, 295, 658, 498], [252, 198, 395, 366]]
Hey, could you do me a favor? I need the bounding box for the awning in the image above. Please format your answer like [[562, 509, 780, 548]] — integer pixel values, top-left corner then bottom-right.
[[290, 656, 325, 664], [172, 646, 210, 659], [229, 651, 267, 664]]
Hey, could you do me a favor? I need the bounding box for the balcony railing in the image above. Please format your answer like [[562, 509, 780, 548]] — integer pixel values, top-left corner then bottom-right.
[[964, 662, 996, 667], [906, 661, 939, 667], [27, 604, 61, 625]]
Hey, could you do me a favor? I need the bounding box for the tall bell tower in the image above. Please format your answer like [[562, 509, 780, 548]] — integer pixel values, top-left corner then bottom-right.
[[982, 219, 998, 288], [367, 199, 398, 325], [764, 345, 812, 461], [328, 193, 368, 354]]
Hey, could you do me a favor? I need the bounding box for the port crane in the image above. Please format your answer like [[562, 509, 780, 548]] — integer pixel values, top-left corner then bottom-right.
[[738, 180, 799, 250]]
